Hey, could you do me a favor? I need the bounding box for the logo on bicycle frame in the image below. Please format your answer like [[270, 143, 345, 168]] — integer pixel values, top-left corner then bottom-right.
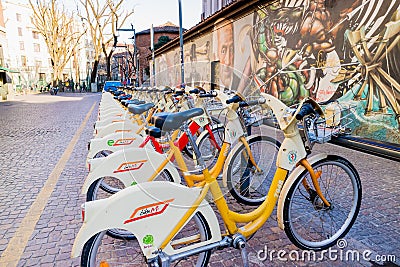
[[124, 199, 174, 224], [113, 160, 147, 173], [143, 234, 154, 249], [108, 138, 136, 146], [288, 150, 297, 164]]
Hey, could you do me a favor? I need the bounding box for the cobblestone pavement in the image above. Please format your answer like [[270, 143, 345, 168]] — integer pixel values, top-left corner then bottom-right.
[[0, 92, 399, 266]]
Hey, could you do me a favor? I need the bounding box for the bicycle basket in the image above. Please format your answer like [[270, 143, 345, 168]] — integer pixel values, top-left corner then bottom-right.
[[303, 102, 354, 144]]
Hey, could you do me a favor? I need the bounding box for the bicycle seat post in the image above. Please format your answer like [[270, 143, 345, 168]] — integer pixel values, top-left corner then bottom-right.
[[182, 123, 206, 170]]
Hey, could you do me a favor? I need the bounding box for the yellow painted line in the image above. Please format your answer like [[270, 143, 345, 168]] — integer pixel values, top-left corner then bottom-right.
[[0, 102, 96, 267]]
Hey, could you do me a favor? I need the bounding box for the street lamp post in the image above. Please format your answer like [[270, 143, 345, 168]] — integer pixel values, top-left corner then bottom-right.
[[178, 0, 184, 87], [118, 24, 137, 86], [128, 27, 138, 86], [151, 24, 155, 87]]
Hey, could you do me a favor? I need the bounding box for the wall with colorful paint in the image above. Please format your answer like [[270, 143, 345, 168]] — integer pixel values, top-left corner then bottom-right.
[[153, 0, 400, 145]]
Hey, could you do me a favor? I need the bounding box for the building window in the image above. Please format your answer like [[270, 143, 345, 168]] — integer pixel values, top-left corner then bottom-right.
[[18, 27, 23, 36], [34, 43, 40, 52], [21, 56, 27, 67], [32, 31, 39, 39], [35, 61, 42, 67], [20, 41, 24, 50], [39, 73, 46, 81], [16, 13, 21, 22]]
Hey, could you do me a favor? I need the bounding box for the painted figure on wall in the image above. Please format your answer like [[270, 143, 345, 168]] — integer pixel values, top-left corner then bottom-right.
[[213, 19, 240, 90], [184, 38, 211, 88]]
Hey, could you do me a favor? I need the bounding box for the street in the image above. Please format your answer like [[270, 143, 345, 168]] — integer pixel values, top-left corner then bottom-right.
[[0, 93, 399, 266]]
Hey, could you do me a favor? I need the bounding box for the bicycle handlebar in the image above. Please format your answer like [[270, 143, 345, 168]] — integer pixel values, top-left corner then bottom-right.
[[174, 90, 185, 96], [295, 103, 317, 120], [239, 98, 266, 107], [189, 87, 206, 94], [226, 95, 243, 104], [199, 91, 218, 98]]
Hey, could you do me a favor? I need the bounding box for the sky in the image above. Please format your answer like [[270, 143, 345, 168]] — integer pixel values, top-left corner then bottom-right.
[[126, 0, 202, 32], [20, 0, 202, 43], [63, 0, 203, 43], [116, 0, 203, 42]]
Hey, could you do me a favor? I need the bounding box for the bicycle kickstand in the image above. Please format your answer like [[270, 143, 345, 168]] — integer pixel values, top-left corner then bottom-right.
[[232, 234, 249, 267]]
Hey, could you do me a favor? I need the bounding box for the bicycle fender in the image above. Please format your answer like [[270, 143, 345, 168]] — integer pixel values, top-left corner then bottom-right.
[[72, 182, 221, 259], [82, 147, 181, 194], [98, 108, 127, 117], [87, 132, 145, 160], [276, 153, 328, 230], [95, 121, 139, 138], [94, 117, 133, 128]]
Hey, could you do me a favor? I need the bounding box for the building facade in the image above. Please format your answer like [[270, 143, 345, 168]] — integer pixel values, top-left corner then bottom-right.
[[0, 0, 9, 100], [1, 0, 92, 95], [136, 22, 181, 85], [3, 0, 53, 94]]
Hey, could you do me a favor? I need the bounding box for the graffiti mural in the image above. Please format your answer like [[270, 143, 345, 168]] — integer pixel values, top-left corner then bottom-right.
[[249, 0, 400, 143], [154, 0, 400, 144], [184, 34, 211, 88]]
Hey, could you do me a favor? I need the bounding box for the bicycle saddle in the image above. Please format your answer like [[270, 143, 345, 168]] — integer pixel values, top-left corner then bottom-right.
[[124, 99, 145, 107], [128, 103, 155, 115], [145, 126, 162, 138], [152, 108, 204, 131]]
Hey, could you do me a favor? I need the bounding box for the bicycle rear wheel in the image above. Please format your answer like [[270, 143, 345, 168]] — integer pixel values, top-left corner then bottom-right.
[[80, 212, 211, 267], [183, 116, 222, 159], [196, 125, 225, 169], [226, 135, 280, 206], [282, 155, 362, 251]]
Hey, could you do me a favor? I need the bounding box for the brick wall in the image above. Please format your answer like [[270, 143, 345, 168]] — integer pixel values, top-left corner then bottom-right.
[[136, 32, 179, 85]]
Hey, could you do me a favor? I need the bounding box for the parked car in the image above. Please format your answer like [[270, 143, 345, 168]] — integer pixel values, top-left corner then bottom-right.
[[103, 81, 122, 92]]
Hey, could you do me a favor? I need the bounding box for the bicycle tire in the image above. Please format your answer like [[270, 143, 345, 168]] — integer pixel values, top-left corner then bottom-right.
[[226, 135, 280, 206], [282, 155, 362, 251], [196, 125, 225, 169], [183, 116, 222, 159], [80, 212, 212, 267]]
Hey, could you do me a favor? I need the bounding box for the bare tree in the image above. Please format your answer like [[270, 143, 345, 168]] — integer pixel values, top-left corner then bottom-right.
[[112, 44, 135, 81], [104, 1, 134, 81], [29, 0, 85, 87], [80, 0, 134, 85]]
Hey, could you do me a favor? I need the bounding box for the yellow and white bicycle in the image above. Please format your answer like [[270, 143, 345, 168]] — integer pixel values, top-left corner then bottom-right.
[[72, 93, 362, 266]]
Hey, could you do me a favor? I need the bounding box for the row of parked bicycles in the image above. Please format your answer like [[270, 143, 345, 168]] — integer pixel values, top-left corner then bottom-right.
[[71, 85, 362, 266]]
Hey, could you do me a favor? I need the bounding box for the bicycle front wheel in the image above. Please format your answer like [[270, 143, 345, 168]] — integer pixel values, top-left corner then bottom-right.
[[80, 212, 212, 267], [226, 135, 280, 206], [283, 155, 362, 251]]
